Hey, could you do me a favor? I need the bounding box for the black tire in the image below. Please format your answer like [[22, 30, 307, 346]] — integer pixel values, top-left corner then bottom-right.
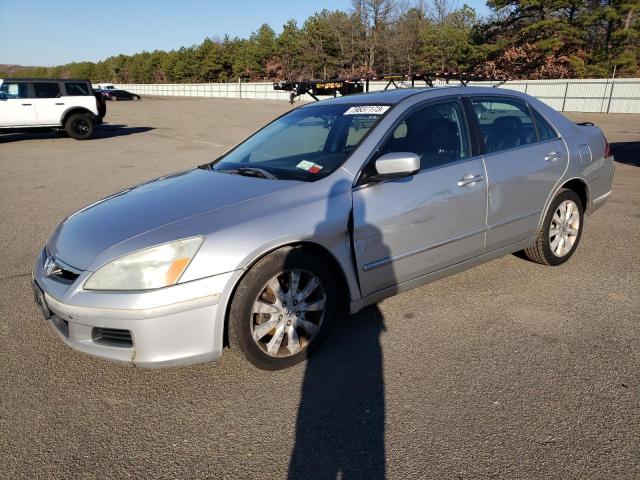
[[228, 247, 337, 370], [522, 188, 584, 266], [65, 113, 95, 140]]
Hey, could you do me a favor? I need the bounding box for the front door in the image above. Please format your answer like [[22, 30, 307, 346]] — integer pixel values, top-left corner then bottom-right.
[[0, 81, 37, 126], [469, 96, 568, 250], [352, 98, 487, 297]]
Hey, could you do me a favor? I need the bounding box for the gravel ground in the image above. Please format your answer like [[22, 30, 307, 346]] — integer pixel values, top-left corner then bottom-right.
[[0, 98, 638, 479]]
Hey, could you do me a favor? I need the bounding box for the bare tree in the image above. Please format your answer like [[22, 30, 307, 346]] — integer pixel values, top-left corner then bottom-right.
[[428, 0, 459, 24], [352, 0, 397, 71]]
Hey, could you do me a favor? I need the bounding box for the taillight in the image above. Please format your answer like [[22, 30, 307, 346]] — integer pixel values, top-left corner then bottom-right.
[[604, 137, 612, 158]]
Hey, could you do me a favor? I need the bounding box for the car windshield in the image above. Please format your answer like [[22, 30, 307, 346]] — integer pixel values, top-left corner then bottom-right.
[[209, 104, 388, 181]]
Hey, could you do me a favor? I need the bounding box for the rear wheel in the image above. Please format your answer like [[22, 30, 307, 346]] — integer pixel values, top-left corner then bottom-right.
[[522, 189, 584, 266], [228, 248, 336, 370], [65, 113, 95, 140]]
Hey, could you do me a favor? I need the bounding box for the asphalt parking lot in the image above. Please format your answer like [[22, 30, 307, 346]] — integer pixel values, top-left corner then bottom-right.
[[1, 97, 638, 479]]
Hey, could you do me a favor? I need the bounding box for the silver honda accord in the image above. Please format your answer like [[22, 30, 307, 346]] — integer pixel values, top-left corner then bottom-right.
[[32, 86, 614, 369]]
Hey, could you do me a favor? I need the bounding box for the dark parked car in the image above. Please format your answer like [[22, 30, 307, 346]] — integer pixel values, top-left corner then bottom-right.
[[102, 89, 141, 101]]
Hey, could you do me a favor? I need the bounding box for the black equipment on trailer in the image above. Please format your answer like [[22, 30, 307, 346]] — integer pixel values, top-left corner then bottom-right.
[[273, 79, 365, 103], [274, 72, 510, 102]]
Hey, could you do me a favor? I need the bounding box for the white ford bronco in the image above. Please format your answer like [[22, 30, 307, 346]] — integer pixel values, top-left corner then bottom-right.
[[0, 78, 106, 140]]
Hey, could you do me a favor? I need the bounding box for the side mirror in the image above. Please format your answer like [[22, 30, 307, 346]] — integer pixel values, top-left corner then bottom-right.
[[373, 152, 420, 180]]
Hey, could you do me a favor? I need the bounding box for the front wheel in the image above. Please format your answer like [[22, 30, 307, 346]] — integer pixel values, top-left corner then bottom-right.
[[228, 248, 336, 370], [65, 113, 95, 140], [522, 189, 584, 266]]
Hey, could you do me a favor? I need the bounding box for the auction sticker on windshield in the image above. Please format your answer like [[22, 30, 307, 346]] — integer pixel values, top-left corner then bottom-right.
[[296, 160, 323, 173], [344, 105, 390, 115]]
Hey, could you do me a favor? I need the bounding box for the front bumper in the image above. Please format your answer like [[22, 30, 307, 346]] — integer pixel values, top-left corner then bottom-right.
[[32, 252, 236, 368]]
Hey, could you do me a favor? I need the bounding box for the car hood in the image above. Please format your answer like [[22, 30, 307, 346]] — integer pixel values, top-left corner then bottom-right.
[[47, 168, 298, 270]]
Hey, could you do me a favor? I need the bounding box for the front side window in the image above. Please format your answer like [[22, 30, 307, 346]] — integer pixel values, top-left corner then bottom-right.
[[64, 82, 90, 96], [471, 97, 537, 153], [0, 81, 28, 99], [34, 82, 61, 98], [380, 99, 470, 169], [211, 104, 387, 181]]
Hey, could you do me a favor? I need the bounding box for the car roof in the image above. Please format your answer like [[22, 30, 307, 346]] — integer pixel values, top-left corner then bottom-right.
[[303, 85, 528, 107], [0, 78, 90, 83]]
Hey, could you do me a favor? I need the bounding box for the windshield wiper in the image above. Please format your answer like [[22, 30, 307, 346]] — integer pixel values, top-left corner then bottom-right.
[[217, 167, 278, 180]]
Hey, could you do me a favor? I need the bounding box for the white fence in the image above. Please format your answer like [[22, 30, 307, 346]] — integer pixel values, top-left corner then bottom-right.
[[114, 78, 640, 114]]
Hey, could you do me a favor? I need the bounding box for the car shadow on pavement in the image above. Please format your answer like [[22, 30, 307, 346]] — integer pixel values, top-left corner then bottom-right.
[[611, 141, 640, 167], [288, 180, 389, 480], [0, 125, 153, 143], [93, 125, 154, 139]]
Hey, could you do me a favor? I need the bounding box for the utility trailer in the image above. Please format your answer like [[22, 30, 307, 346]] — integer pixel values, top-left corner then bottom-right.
[[274, 72, 510, 103]]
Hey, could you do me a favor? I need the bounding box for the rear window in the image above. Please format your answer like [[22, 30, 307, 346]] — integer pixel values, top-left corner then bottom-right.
[[34, 82, 61, 98], [64, 82, 90, 96]]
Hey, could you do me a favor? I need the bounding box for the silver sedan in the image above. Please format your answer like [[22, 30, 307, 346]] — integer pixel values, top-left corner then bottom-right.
[[32, 86, 614, 369]]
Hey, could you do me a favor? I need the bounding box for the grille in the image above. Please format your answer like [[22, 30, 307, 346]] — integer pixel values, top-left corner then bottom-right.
[[92, 328, 133, 348], [42, 249, 81, 284], [53, 267, 80, 283]]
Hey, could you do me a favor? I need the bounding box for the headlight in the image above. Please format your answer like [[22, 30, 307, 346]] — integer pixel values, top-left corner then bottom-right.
[[84, 237, 203, 291]]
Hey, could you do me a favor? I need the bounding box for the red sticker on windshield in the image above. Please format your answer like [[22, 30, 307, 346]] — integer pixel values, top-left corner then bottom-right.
[[308, 165, 323, 174]]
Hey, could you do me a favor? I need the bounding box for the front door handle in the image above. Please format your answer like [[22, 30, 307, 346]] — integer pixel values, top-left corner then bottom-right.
[[21, 103, 32, 106], [545, 151, 562, 161], [55, 102, 64, 105], [457, 174, 484, 187]]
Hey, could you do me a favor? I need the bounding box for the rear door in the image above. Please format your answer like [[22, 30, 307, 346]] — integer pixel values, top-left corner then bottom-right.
[[352, 98, 487, 297], [0, 81, 37, 126], [31, 81, 65, 125], [468, 96, 568, 250]]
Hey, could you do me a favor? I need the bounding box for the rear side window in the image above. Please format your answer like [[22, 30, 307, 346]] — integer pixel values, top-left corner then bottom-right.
[[531, 108, 558, 141], [471, 97, 537, 154], [0, 81, 28, 99], [380, 99, 470, 170], [64, 82, 90, 96], [34, 82, 61, 98]]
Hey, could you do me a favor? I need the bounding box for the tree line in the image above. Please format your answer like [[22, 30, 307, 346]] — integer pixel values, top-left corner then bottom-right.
[[4, 0, 639, 82]]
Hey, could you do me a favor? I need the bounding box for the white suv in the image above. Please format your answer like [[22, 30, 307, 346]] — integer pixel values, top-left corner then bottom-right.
[[0, 78, 106, 140]]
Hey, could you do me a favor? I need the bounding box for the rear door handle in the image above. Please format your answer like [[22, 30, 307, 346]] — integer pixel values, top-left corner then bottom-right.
[[21, 103, 32, 106], [55, 102, 64, 105], [457, 174, 484, 187], [545, 151, 562, 161]]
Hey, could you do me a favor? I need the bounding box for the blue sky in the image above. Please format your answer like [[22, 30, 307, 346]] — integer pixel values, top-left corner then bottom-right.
[[0, 0, 490, 66]]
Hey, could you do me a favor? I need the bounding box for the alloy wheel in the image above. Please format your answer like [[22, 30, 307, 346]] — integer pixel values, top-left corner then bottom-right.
[[72, 118, 90, 134], [250, 269, 327, 358], [549, 199, 580, 257]]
